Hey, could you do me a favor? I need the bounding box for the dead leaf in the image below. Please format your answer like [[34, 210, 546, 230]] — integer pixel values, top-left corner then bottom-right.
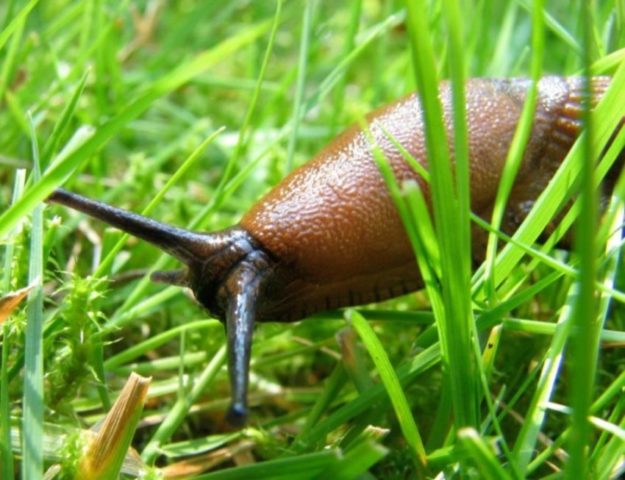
[[0, 285, 34, 324]]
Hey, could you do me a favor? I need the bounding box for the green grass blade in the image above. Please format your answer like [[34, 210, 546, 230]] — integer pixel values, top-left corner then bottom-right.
[[515, 0, 580, 53], [0, 1, 26, 104], [317, 439, 388, 479], [215, 0, 283, 196], [40, 71, 89, 166], [511, 287, 574, 473], [591, 410, 625, 479], [483, 0, 544, 301], [293, 344, 441, 451], [1, 169, 25, 290], [486, 4, 519, 76], [347, 309, 427, 468], [330, 0, 362, 133], [21, 114, 45, 480], [0, 320, 12, 478], [194, 449, 341, 480], [0, 168, 26, 480], [5, 90, 29, 137], [404, 0, 478, 431], [103, 319, 219, 369], [296, 364, 348, 441], [458, 428, 513, 480], [442, 0, 471, 277], [0, 126, 94, 241], [566, 2, 601, 476], [141, 345, 227, 464], [0, 0, 38, 52], [285, 0, 314, 172]]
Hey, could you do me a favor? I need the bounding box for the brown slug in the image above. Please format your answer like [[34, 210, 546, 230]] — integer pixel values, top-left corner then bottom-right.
[[48, 76, 615, 425]]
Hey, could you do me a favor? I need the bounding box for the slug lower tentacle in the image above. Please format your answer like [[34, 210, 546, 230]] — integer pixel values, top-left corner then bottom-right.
[[47, 76, 618, 424], [222, 251, 271, 425]]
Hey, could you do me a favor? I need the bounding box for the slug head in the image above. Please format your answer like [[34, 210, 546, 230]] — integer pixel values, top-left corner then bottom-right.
[[153, 228, 272, 426], [48, 189, 273, 425]]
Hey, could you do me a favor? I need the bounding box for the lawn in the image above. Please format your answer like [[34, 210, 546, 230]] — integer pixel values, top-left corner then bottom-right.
[[1, 0, 625, 478]]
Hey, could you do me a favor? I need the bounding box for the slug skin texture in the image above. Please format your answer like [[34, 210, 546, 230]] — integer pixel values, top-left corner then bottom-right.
[[241, 76, 612, 321]]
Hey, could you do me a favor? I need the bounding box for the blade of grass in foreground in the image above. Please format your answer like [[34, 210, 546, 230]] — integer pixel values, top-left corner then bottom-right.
[[404, 0, 478, 431], [483, 0, 544, 302], [566, 1, 600, 476], [347, 309, 427, 470], [0, 169, 26, 480], [0, 21, 270, 240], [364, 118, 446, 463], [21, 115, 45, 480], [587, 197, 625, 477], [512, 285, 575, 473], [442, 0, 472, 290]]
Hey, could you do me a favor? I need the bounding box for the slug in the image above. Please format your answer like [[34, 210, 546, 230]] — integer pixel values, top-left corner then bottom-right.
[[48, 76, 616, 425]]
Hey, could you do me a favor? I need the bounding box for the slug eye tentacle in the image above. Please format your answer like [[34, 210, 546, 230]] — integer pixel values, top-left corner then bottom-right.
[[223, 251, 269, 426], [47, 189, 213, 265]]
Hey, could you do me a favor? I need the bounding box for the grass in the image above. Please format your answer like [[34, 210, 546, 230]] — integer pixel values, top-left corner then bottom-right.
[[1, 0, 625, 478]]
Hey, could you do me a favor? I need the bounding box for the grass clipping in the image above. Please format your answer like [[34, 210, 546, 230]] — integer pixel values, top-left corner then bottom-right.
[[77, 373, 151, 479], [0, 284, 33, 324]]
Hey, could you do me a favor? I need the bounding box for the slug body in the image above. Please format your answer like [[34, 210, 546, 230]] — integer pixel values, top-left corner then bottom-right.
[[48, 76, 614, 424]]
